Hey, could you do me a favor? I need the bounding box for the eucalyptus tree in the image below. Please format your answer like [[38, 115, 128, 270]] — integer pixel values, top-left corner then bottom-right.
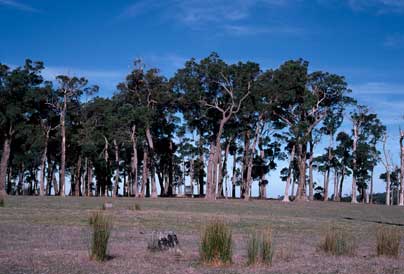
[[48, 76, 98, 196], [381, 134, 393, 205], [270, 60, 350, 201], [0, 60, 44, 196], [117, 60, 170, 198], [350, 106, 384, 203], [400, 129, 404, 206], [174, 53, 254, 200]]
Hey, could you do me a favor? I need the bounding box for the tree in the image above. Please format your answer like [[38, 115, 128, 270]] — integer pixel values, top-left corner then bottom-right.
[[0, 60, 44, 196], [271, 60, 350, 201], [48, 76, 98, 196]]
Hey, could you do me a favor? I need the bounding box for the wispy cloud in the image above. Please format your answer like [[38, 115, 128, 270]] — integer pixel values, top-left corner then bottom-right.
[[119, 0, 300, 31], [383, 33, 404, 48], [350, 81, 404, 126], [223, 24, 303, 36], [0, 0, 40, 12], [346, 0, 404, 13], [351, 82, 404, 95]]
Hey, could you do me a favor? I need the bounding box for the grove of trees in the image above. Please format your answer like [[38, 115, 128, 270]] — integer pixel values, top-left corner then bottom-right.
[[1, 53, 402, 205]]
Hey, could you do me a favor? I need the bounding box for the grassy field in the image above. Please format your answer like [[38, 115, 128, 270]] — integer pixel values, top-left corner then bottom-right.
[[0, 196, 403, 274]]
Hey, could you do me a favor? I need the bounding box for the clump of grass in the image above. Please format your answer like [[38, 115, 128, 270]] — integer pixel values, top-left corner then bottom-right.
[[247, 232, 260, 265], [200, 220, 232, 265], [320, 226, 355, 256], [129, 203, 141, 211], [376, 226, 401, 257], [261, 227, 274, 265], [89, 211, 112, 262]]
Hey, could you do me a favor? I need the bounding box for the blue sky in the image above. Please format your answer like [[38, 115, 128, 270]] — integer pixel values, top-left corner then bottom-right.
[[1, 0, 404, 196]]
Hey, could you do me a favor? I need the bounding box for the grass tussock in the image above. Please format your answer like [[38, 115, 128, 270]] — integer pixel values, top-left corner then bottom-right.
[[261, 227, 274, 265], [200, 220, 232, 265], [247, 232, 260, 265], [377, 226, 401, 258], [247, 226, 274, 266], [89, 211, 112, 262], [129, 203, 141, 211], [320, 226, 355, 256]]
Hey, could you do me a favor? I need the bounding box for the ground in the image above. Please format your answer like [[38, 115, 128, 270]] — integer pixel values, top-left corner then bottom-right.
[[0, 197, 403, 274]]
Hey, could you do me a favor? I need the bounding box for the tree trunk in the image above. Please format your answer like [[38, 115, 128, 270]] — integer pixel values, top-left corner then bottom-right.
[[324, 169, 330, 201], [190, 159, 195, 196], [59, 96, 67, 197], [259, 145, 266, 199], [295, 142, 308, 201], [75, 156, 82, 196], [87, 161, 93, 197], [308, 141, 314, 201], [0, 137, 11, 196], [400, 130, 404, 206], [231, 152, 237, 199], [283, 144, 296, 202], [167, 140, 174, 196], [351, 123, 358, 204], [198, 133, 204, 197], [206, 141, 216, 199], [218, 141, 230, 198], [339, 167, 345, 200], [52, 165, 58, 196], [141, 148, 148, 198], [369, 169, 374, 204], [386, 171, 391, 206], [241, 131, 250, 199], [333, 169, 339, 201], [131, 126, 138, 197], [145, 127, 157, 198], [6, 166, 12, 194], [113, 139, 119, 198], [17, 163, 24, 195]]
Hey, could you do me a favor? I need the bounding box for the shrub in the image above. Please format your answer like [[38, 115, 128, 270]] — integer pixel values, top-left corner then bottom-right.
[[376, 226, 401, 257], [247, 231, 260, 265], [89, 211, 112, 261], [261, 227, 274, 265], [200, 220, 232, 265], [320, 226, 355, 256]]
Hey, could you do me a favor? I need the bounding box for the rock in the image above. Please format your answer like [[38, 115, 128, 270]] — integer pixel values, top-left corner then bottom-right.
[[148, 231, 179, 251]]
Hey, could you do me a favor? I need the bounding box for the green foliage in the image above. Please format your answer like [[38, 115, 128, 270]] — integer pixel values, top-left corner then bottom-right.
[[376, 226, 401, 257], [89, 211, 112, 262], [320, 226, 355, 256], [200, 220, 232, 265]]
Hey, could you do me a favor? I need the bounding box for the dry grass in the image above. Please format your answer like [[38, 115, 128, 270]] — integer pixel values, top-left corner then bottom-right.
[[200, 219, 232, 265], [377, 226, 401, 257], [89, 211, 112, 261], [129, 203, 141, 211], [261, 226, 274, 265], [247, 231, 260, 265], [1, 197, 404, 274], [319, 225, 355, 256]]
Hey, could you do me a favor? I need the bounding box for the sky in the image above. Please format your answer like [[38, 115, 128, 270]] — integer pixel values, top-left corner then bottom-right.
[[1, 0, 404, 197]]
